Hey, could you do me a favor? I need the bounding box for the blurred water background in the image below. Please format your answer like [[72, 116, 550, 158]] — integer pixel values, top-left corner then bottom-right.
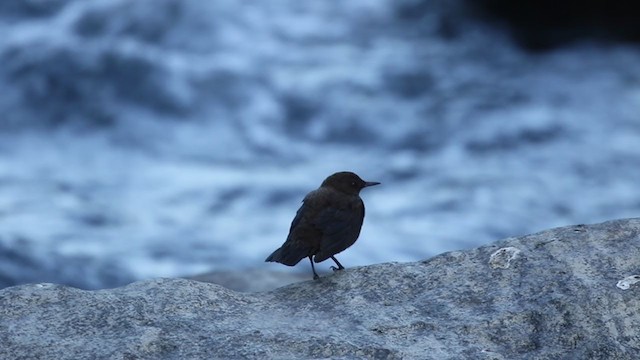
[[0, 0, 639, 289]]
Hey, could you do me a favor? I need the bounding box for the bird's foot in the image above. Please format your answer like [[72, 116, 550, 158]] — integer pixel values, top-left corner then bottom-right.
[[313, 274, 320, 280], [331, 266, 345, 272]]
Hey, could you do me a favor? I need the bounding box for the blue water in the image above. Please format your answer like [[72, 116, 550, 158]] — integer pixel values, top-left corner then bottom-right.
[[0, 0, 639, 289]]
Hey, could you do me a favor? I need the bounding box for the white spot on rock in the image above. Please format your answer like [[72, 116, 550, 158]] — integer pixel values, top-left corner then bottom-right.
[[616, 275, 640, 290], [489, 247, 521, 269], [35, 283, 54, 289]]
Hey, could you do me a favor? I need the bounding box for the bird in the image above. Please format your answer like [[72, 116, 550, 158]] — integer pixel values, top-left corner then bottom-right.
[[265, 171, 380, 280]]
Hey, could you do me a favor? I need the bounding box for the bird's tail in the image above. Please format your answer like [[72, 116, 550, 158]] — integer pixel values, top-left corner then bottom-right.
[[265, 245, 306, 266], [265, 248, 283, 262]]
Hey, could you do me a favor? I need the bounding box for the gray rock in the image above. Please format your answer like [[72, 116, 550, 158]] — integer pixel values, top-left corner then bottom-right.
[[2, 218, 640, 359]]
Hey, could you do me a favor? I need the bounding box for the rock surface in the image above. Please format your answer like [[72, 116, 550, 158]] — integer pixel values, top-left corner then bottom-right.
[[2, 218, 640, 359]]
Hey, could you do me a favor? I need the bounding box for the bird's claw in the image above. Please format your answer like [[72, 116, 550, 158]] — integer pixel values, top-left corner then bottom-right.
[[331, 266, 344, 272]]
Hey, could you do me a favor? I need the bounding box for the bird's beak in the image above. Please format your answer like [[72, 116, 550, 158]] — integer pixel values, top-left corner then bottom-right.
[[364, 181, 381, 187]]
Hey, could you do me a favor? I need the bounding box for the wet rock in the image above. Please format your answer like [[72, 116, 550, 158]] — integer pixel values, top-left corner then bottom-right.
[[1, 218, 639, 359], [469, 0, 640, 50]]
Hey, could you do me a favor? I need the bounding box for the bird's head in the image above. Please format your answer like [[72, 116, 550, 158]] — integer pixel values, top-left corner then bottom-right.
[[321, 171, 380, 195]]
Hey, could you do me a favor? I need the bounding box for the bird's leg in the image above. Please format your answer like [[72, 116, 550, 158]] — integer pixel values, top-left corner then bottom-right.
[[309, 256, 320, 280], [330, 256, 345, 271]]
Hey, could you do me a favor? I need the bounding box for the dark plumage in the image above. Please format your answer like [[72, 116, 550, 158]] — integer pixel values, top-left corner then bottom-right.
[[265, 171, 380, 280]]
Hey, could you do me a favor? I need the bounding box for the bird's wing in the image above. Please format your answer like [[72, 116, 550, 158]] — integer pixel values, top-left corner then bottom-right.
[[288, 202, 305, 233], [312, 200, 364, 262], [265, 202, 312, 266]]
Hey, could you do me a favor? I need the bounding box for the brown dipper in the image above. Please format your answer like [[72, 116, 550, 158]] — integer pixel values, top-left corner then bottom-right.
[[265, 171, 380, 279]]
